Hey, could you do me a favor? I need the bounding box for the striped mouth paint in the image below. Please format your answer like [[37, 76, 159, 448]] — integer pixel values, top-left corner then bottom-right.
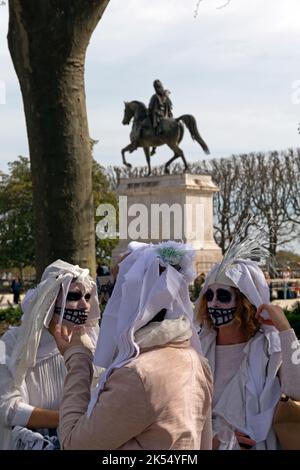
[[208, 307, 237, 327]]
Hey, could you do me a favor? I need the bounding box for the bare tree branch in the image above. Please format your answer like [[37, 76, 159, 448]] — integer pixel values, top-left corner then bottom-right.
[[109, 147, 300, 255], [194, 0, 232, 17], [194, 0, 203, 18], [216, 0, 232, 10]]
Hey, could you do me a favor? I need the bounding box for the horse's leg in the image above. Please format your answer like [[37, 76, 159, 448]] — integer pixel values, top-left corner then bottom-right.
[[180, 149, 189, 173], [121, 143, 136, 168], [143, 147, 151, 176], [165, 143, 189, 174], [164, 153, 177, 174]]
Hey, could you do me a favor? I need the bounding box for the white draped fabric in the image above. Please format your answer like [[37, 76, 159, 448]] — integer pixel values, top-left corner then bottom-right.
[[88, 241, 199, 416], [0, 259, 100, 450]]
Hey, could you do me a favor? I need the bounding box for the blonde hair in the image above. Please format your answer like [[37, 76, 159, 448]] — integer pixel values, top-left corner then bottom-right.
[[197, 288, 260, 341]]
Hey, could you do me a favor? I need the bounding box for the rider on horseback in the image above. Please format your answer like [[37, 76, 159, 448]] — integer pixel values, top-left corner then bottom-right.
[[121, 92, 210, 176], [131, 79, 173, 153], [148, 80, 173, 155], [149, 79, 173, 133]]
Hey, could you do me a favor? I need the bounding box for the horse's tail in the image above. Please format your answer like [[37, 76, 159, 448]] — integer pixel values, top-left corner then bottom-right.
[[176, 114, 210, 154]]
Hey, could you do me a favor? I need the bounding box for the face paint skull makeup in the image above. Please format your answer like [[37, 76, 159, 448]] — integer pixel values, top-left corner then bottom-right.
[[206, 284, 237, 327], [54, 306, 88, 325], [54, 282, 91, 326], [66, 291, 91, 302]]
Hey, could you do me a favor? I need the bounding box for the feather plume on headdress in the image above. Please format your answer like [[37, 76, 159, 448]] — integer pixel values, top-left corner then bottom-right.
[[203, 217, 274, 310], [214, 217, 272, 284]]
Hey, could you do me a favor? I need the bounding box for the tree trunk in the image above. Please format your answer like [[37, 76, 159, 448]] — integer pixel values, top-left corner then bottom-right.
[[7, 0, 110, 279], [19, 265, 23, 284]]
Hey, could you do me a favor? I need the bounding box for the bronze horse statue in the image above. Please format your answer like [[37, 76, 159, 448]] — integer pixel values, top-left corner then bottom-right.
[[121, 100, 210, 176]]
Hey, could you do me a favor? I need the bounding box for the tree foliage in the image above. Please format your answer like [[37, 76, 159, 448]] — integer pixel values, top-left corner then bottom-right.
[[208, 150, 299, 256], [0, 156, 34, 277], [0, 156, 118, 275], [203, 155, 253, 253], [93, 160, 118, 265], [7, 0, 110, 279]]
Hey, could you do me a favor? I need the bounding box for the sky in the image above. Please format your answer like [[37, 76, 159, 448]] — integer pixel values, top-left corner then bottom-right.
[[0, 0, 300, 172], [0, 0, 299, 253]]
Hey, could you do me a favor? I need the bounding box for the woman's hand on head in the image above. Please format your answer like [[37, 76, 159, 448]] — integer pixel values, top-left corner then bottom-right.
[[256, 304, 291, 332]]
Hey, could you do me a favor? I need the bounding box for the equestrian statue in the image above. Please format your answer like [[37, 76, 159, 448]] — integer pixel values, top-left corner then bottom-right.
[[121, 79, 210, 176]]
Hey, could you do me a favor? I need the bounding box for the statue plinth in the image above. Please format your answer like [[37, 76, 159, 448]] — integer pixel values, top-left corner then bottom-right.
[[112, 172, 222, 274]]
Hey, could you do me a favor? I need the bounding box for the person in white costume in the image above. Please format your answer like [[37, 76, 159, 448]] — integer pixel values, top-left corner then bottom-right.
[[52, 241, 213, 450], [0, 260, 100, 450], [196, 230, 300, 450]]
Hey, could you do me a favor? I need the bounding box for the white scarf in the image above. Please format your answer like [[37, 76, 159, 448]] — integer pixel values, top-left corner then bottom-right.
[[135, 316, 192, 349]]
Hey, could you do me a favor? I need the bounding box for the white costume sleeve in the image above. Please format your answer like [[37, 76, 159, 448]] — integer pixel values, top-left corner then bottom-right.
[[9, 402, 34, 427], [0, 328, 33, 430]]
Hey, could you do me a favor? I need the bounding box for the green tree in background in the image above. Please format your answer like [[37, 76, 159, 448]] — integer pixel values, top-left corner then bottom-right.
[[92, 160, 118, 265], [0, 156, 118, 277], [0, 156, 34, 280]]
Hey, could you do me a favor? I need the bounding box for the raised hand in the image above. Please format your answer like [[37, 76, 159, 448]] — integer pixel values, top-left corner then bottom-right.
[[256, 304, 291, 332]]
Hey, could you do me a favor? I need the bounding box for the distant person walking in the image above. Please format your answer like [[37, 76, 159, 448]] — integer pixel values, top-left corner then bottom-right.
[[11, 277, 22, 304], [282, 266, 291, 300]]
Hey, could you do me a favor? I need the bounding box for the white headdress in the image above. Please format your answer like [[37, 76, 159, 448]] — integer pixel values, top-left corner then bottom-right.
[[201, 221, 271, 308], [9, 260, 100, 387], [88, 241, 198, 415]]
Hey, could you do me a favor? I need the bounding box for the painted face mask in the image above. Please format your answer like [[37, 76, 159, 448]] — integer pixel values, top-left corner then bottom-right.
[[54, 289, 91, 325], [54, 306, 88, 324], [206, 284, 237, 327]]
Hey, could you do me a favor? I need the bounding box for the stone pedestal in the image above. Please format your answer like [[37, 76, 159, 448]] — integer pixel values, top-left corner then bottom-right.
[[112, 173, 222, 274]]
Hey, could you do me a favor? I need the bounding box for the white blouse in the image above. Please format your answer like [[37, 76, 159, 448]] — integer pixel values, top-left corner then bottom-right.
[[213, 342, 246, 407]]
